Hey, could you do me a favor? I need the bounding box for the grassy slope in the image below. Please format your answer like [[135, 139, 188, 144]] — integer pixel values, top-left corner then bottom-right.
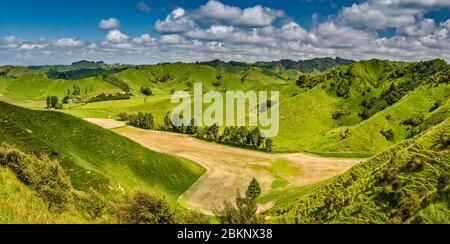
[[0, 167, 104, 224], [0, 101, 205, 200], [269, 118, 450, 223]]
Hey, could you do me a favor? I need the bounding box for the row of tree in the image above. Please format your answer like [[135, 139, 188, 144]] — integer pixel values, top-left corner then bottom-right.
[[161, 113, 273, 151], [118, 112, 154, 130]]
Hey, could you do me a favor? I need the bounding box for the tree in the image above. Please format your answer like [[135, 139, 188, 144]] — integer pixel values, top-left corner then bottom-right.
[[46, 96, 51, 108], [216, 179, 263, 224], [163, 112, 172, 131], [50, 96, 59, 108], [264, 138, 273, 151], [62, 95, 70, 104], [246, 178, 261, 199]]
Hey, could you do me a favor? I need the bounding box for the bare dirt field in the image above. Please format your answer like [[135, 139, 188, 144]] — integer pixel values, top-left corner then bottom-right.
[[86, 118, 361, 214]]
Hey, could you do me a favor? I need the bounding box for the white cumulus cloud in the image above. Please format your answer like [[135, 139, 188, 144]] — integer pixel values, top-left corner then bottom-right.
[[105, 30, 129, 43], [98, 18, 120, 30], [155, 8, 196, 33], [54, 38, 85, 47]]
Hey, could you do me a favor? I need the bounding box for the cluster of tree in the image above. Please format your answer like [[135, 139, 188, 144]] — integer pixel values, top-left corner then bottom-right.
[[89, 92, 131, 103], [69, 85, 82, 96], [119, 112, 154, 130], [45, 96, 63, 109], [216, 178, 263, 224], [295, 74, 325, 89], [161, 113, 273, 151], [140, 86, 153, 96], [153, 74, 171, 83], [102, 74, 130, 93]]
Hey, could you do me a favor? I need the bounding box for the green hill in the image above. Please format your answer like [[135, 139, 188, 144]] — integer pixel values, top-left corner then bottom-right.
[[0, 101, 204, 199], [1, 59, 449, 157], [268, 118, 450, 223]]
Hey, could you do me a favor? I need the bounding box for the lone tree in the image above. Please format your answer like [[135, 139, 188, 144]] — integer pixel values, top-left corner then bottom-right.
[[246, 178, 261, 199], [216, 178, 263, 224]]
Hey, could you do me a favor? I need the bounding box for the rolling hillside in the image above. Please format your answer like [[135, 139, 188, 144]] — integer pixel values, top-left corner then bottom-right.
[[268, 118, 450, 223], [1, 58, 449, 157], [0, 101, 205, 199]]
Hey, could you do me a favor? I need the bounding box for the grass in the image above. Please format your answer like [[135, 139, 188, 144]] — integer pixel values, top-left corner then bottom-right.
[[267, 118, 450, 223], [0, 101, 205, 201]]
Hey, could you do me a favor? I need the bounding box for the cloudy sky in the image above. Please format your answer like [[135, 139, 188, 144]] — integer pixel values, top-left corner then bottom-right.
[[1, 0, 450, 65]]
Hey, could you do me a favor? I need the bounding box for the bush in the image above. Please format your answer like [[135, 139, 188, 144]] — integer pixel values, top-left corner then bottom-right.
[[381, 129, 395, 142], [118, 112, 131, 121], [74, 189, 106, 220], [118, 191, 174, 224], [140, 87, 153, 96], [0, 143, 73, 211]]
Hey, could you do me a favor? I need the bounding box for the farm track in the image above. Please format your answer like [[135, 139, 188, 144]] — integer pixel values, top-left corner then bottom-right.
[[85, 118, 361, 214]]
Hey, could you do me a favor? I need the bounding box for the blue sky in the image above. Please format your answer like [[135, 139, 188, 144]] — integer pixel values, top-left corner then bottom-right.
[[1, 0, 450, 65]]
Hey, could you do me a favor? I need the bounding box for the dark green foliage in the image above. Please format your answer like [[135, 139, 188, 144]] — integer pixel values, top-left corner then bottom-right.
[[72, 85, 81, 95], [118, 191, 174, 224], [0, 143, 73, 211], [140, 86, 153, 96], [46, 96, 62, 109], [381, 129, 395, 142], [74, 189, 106, 220], [128, 112, 154, 130], [216, 179, 264, 224], [102, 74, 130, 93], [430, 101, 442, 112], [216, 192, 259, 224], [198, 57, 353, 73], [46, 96, 51, 108], [50, 96, 58, 108], [246, 178, 261, 199], [117, 112, 131, 121], [89, 92, 131, 103], [62, 95, 70, 104]]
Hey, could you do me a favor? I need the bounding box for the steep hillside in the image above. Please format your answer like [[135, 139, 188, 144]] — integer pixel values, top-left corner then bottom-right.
[[0, 101, 205, 199], [269, 118, 450, 223], [272, 59, 450, 155]]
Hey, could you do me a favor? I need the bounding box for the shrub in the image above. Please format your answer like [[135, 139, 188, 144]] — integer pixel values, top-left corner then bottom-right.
[[119, 191, 174, 224], [118, 112, 131, 121], [74, 189, 106, 220], [0, 143, 73, 211], [381, 129, 395, 142], [140, 87, 153, 96]]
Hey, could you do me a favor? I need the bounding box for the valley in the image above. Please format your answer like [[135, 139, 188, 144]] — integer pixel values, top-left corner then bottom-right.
[[86, 118, 360, 214]]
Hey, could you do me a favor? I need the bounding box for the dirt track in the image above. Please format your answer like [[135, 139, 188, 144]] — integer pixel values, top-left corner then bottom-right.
[[85, 118, 361, 214]]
